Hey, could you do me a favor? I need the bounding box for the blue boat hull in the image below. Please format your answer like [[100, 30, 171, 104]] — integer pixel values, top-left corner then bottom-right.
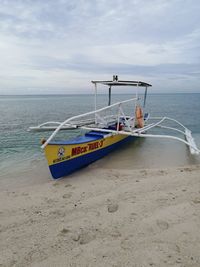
[[48, 135, 134, 179]]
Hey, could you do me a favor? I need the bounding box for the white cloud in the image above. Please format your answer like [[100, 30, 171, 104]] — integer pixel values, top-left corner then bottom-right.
[[0, 0, 199, 93]]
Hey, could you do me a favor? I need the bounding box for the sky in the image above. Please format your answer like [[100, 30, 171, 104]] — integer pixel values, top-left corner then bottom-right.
[[0, 0, 199, 94]]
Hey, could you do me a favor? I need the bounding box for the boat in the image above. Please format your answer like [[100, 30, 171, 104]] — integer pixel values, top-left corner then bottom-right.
[[29, 75, 200, 179]]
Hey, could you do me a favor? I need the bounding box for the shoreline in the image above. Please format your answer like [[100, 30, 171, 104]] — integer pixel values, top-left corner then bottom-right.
[[1, 135, 200, 191], [0, 164, 200, 266]]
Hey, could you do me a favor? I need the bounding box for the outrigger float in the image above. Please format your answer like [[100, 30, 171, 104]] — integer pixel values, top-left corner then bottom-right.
[[29, 75, 200, 179]]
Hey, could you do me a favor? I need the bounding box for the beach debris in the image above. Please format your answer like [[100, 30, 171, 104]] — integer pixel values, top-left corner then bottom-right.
[[107, 203, 118, 213]]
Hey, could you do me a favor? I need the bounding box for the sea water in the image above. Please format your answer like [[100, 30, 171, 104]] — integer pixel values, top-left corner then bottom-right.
[[0, 94, 200, 186]]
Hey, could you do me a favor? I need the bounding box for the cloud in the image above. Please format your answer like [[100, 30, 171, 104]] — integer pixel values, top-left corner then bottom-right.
[[0, 0, 199, 93]]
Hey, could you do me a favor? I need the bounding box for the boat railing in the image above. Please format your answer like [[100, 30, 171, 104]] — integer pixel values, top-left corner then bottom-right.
[[40, 97, 138, 148]]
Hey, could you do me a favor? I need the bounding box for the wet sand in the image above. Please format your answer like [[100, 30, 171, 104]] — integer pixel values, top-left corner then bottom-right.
[[0, 162, 200, 267]]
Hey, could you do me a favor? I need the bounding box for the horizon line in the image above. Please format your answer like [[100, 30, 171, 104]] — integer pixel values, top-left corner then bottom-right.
[[0, 92, 200, 96]]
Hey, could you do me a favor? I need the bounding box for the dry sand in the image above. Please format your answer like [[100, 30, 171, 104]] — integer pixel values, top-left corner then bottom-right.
[[0, 164, 200, 267]]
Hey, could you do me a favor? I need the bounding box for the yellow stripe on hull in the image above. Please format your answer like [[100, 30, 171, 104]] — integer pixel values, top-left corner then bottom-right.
[[44, 134, 127, 166]]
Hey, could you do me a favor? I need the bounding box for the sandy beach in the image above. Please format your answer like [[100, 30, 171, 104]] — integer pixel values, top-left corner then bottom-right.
[[0, 163, 200, 267]]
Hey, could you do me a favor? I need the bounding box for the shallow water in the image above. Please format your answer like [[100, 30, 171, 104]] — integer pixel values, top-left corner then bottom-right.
[[0, 93, 200, 185]]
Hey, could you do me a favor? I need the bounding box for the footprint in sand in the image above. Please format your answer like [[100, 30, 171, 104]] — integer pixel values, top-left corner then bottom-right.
[[120, 238, 134, 250], [60, 228, 70, 235], [79, 232, 95, 244], [72, 230, 95, 245], [192, 198, 200, 204], [62, 192, 72, 199], [129, 212, 137, 222], [183, 167, 192, 172], [156, 198, 168, 205], [21, 192, 29, 196], [110, 229, 122, 238], [158, 170, 168, 175], [140, 170, 148, 176], [49, 209, 66, 217], [45, 197, 57, 204], [156, 220, 169, 230], [107, 202, 118, 213], [65, 184, 72, 188]]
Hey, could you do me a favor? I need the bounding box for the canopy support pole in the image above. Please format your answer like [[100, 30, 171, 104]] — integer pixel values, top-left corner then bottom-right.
[[108, 86, 111, 106], [94, 83, 97, 123], [143, 86, 147, 107]]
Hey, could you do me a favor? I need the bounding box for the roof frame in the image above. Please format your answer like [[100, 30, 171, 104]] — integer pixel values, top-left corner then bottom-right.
[[91, 80, 152, 87]]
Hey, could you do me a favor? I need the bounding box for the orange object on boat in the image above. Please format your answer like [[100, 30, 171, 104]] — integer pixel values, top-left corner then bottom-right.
[[135, 106, 144, 128]]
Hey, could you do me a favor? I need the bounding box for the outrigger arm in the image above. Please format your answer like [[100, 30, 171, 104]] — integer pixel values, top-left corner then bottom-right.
[[29, 98, 200, 155], [80, 122, 200, 155]]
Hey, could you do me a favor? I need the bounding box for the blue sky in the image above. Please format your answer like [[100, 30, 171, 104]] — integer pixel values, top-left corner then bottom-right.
[[0, 0, 199, 94]]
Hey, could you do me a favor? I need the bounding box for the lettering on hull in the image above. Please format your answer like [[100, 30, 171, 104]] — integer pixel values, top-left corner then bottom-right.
[[52, 140, 104, 164], [71, 140, 104, 156]]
